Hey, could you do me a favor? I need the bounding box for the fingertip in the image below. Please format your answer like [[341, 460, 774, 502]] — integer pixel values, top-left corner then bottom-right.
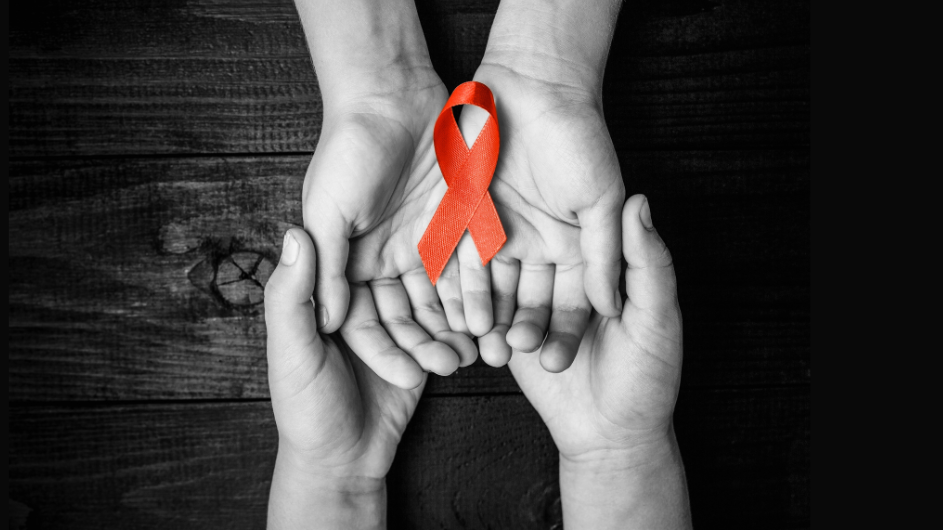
[[622, 194, 672, 267], [266, 228, 316, 308], [304, 217, 352, 333], [622, 194, 648, 237], [315, 278, 349, 334], [539, 326, 583, 373], [389, 353, 426, 390], [621, 194, 678, 316], [279, 229, 301, 267], [584, 272, 622, 318], [465, 306, 494, 338], [432, 331, 478, 367], [506, 322, 545, 353], [580, 205, 623, 319], [539, 351, 573, 373], [420, 342, 461, 376], [478, 326, 512, 367]]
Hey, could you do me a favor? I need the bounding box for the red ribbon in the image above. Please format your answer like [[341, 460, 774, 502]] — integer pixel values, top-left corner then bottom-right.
[[418, 81, 506, 285]]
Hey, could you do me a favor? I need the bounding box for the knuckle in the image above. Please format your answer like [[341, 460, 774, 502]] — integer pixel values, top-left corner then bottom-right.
[[349, 317, 383, 334], [414, 300, 444, 314], [552, 305, 592, 318], [493, 290, 516, 303], [461, 287, 491, 297], [380, 314, 416, 327]]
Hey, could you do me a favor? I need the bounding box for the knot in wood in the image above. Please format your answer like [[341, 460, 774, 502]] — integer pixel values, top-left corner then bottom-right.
[[213, 251, 274, 307]]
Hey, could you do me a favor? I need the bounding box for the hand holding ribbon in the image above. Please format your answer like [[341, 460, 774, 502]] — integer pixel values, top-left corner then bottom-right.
[[418, 81, 506, 285]]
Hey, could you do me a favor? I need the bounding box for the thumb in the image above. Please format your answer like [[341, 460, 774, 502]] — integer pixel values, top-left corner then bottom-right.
[[264, 228, 322, 382], [579, 192, 625, 318], [621, 194, 679, 319], [303, 190, 352, 335]]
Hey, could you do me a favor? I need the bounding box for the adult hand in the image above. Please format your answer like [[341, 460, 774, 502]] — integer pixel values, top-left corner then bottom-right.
[[296, 0, 478, 385], [462, 0, 627, 372], [509, 195, 691, 529], [265, 228, 424, 529]]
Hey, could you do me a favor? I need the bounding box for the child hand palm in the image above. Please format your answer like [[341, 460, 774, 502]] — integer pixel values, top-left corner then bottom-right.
[[508, 196, 682, 458], [265, 229, 424, 480]]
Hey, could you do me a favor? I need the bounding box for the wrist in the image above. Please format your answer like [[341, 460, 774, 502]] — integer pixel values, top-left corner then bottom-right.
[[269, 444, 387, 530], [558, 430, 675, 488], [318, 60, 440, 113], [480, 0, 622, 97], [295, 0, 438, 108], [558, 424, 691, 529]]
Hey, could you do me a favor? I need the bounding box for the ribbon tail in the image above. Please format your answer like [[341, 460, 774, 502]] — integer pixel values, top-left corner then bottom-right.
[[418, 188, 477, 285], [466, 191, 506, 266]]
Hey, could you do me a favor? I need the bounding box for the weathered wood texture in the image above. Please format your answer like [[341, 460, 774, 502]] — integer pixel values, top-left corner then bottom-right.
[[9, 388, 810, 529], [9, 150, 809, 400], [9, 0, 809, 156], [9, 0, 810, 527]]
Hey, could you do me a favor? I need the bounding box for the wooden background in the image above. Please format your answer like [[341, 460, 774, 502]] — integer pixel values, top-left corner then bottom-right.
[[8, 0, 810, 528]]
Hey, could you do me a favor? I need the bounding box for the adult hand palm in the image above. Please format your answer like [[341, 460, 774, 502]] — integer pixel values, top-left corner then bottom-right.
[[508, 196, 682, 458], [466, 65, 626, 371], [304, 81, 478, 387]]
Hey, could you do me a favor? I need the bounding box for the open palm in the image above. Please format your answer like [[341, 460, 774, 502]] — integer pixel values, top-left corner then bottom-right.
[[303, 79, 479, 387], [508, 196, 682, 458], [265, 229, 424, 480], [466, 64, 626, 371]]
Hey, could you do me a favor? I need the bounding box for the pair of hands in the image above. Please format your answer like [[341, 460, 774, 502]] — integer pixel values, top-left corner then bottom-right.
[[265, 195, 685, 528], [303, 60, 625, 384], [266, 1, 690, 527]]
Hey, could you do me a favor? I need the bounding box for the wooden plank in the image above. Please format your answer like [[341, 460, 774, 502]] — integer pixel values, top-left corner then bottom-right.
[[8, 151, 808, 400], [9, 0, 809, 156], [8, 388, 810, 529]]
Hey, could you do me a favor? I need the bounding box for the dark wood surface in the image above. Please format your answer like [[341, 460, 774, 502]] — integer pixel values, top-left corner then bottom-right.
[[8, 0, 810, 528], [10, 389, 809, 529]]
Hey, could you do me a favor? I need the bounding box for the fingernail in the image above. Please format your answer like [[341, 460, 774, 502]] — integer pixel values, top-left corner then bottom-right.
[[639, 197, 654, 231], [280, 231, 299, 265], [613, 290, 623, 313], [316, 305, 329, 329]]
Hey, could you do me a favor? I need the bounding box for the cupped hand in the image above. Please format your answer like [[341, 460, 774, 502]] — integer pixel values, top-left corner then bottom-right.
[[264, 228, 425, 486], [462, 63, 626, 371], [508, 195, 682, 461], [303, 71, 480, 386]]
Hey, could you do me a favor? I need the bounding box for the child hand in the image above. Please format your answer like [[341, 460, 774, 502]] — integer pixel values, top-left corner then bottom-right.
[[264, 228, 426, 528], [508, 195, 690, 528], [510, 194, 681, 458]]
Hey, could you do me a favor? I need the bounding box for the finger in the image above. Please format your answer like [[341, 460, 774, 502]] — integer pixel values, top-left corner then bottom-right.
[[370, 278, 460, 376], [578, 189, 625, 319], [348, 342, 427, 405], [340, 283, 424, 390], [622, 194, 678, 317], [479, 257, 520, 367], [506, 263, 554, 353], [539, 265, 592, 373], [456, 233, 494, 336], [435, 253, 471, 336], [303, 180, 352, 334], [264, 228, 322, 372], [402, 269, 479, 367]]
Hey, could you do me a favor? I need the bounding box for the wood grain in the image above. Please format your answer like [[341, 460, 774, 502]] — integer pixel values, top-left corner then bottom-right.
[[9, 0, 809, 527], [9, 0, 809, 156], [9, 151, 808, 401], [9, 388, 810, 529]]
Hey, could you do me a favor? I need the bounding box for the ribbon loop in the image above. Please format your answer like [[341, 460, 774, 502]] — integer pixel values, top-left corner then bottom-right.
[[418, 81, 506, 285]]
